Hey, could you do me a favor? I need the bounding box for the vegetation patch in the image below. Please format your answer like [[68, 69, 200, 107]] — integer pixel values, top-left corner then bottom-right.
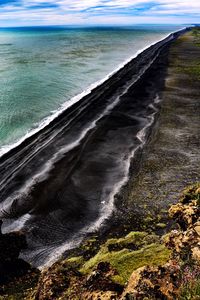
[[175, 59, 200, 81], [156, 223, 167, 229], [182, 64, 200, 80], [105, 231, 148, 252], [179, 280, 200, 300], [192, 27, 200, 46], [65, 256, 83, 266], [80, 232, 171, 285], [174, 34, 191, 45], [180, 182, 200, 205]]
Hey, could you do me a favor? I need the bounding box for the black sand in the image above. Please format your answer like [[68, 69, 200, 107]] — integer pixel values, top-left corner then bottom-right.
[[0, 29, 189, 268]]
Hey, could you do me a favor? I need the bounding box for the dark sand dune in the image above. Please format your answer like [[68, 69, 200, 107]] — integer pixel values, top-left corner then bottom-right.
[[0, 29, 186, 267]]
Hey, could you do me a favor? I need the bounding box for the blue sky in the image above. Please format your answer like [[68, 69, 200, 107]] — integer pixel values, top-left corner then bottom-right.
[[0, 0, 199, 27]]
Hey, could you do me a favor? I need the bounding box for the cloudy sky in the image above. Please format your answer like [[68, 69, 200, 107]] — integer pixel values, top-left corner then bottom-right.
[[0, 0, 199, 27]]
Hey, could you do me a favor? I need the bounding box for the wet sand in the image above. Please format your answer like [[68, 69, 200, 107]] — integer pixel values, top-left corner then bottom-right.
[[1, 28, 200, 299], [0, 29, 188, 268]]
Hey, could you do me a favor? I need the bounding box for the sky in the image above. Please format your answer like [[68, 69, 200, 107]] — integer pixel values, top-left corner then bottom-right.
[[0, 0, 199, 27]]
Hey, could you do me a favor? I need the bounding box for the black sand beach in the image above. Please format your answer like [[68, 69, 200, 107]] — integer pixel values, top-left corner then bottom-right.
[[1, 27, 200, 299], [0, 29, 186, 268]]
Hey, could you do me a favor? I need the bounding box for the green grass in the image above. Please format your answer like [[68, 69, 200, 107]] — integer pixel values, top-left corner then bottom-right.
[[105, 231, 148, 250], [174, 29, 200, 81], [156, 223, 167, 229], [182, 65, 200, 80], [179, 279, 200, 300], [65, 256, 83, 264], [176, 62, 200, 81], [80, 235, 171, 285], [192, 27, 200, 47]]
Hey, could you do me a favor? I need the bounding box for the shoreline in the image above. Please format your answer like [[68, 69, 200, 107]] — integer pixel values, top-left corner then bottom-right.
[[0, 27, 187, 159], [0, 27, 200, 300], [0, 26, 187, 269], [32, 28, 200, 300], [0, 30, 189, 267]]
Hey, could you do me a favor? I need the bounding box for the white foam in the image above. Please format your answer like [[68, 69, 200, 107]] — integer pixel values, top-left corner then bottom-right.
[[1, 214, 31, 234], [33, 94, 163, 270], [3, 27, 186, 269], [0, 41, 163, 217], [0, 27, 186, 159]]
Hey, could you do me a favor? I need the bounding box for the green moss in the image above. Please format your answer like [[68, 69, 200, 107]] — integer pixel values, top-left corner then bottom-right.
[[57, 256, 85, 272], [144, 216, 154, 224], [60, 256, 84, 270], [106, 231, 148, 249], [66, 256, 83, 264], [80, 241, 171, 285], [93, 231, 146, 253], [79, 237, 98, 251], [156, 223, 167, 229]]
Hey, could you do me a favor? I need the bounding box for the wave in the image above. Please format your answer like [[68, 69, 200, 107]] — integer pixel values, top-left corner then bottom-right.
[[0, 27, 186, 159], [0, 38, 163, 197], [0, 27, 188, 269], [37, 94, 162, 270]]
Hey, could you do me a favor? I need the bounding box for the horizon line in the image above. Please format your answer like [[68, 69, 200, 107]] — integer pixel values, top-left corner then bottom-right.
[[0, 23, 192, 29]]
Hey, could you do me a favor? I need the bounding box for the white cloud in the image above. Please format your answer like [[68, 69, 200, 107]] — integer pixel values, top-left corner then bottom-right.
[[0, 0, 199, 26]]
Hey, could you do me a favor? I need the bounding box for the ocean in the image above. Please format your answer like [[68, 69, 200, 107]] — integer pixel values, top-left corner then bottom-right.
[[0, 25, 184, 268], [0, 25, 182, 152]]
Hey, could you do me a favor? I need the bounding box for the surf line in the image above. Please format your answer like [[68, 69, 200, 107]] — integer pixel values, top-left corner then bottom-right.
[[0, 33, 174, 218], [37, 30, 188, 269], [0, 27, 186, 159], [36, 93, 162, 270]]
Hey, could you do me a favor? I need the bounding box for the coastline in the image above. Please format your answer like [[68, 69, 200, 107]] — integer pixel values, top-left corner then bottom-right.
[[1, 27, 200, 299], [0, 26, 188, 269], [29, 28, 200, 300], [0, 27, 186, 159]]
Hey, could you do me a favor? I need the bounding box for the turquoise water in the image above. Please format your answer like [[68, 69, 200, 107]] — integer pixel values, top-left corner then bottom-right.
[[0, 25, 182, 149]]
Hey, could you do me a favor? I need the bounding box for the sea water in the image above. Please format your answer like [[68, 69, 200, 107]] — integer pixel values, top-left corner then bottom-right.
[[0, 25, 182, 150], [0, 25, 185, 267]]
